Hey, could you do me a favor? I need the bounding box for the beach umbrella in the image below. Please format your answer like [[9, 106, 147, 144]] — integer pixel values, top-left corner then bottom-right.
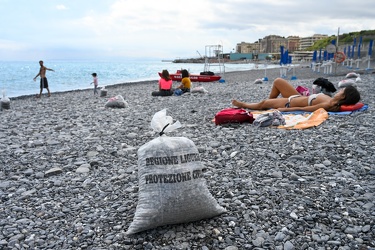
[[318, 49, 322, 62], [323, 51, 327, 61], [288, 55, 292, 64], [329, 40, 336, 59], [358, 43, 361, 58], [367, 40, 373, 70], [348, 46, 351, 59], [351, 45, 355, 58], [280, 46, 284, 65], [312, 50, 317, 62], [353, 37, 357, 47], [283, 50, 289, 64], [344, 47, 346, 55], [357, 36, 362, 58], [369, 40, 373, 56]]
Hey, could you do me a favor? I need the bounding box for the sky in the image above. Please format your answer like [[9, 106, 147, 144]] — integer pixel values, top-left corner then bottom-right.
[[1, 0, 375, 61]]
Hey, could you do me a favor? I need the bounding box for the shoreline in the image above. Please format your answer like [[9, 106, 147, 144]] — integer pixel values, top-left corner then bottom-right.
[[8, 65, 374, 101]]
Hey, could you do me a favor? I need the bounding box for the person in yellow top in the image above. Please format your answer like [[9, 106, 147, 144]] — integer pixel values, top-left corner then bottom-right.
[[176, 69, 191, 93]]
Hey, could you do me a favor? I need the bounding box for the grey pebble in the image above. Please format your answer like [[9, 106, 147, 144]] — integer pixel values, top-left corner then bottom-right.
[[1, 70, 374, 249]]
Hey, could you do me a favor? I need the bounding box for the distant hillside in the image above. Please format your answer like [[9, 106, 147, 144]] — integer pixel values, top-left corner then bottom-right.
[[308, 29, 375, 50]]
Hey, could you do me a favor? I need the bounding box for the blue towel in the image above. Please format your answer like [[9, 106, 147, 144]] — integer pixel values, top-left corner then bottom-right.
[[280, 104, 368, 116]]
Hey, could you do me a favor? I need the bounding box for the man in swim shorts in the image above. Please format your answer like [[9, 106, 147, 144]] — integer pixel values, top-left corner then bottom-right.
[[33, 60, 55, 98]]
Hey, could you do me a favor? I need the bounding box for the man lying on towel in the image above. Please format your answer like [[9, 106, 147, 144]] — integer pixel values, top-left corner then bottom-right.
[[232, 78, 360, 112]]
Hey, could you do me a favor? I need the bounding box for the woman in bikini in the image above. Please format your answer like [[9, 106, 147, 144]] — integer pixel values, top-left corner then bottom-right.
[[232, 78, 360, 112]]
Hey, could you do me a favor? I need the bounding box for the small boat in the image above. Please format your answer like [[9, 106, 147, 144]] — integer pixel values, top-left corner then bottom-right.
[[158, 70, 221, 82]]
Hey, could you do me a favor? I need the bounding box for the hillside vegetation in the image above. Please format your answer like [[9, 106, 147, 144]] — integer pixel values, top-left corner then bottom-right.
[[307, 29, 375, 51]]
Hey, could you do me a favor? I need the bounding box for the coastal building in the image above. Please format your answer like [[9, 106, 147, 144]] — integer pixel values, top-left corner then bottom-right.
[[232, 33, 330, 61], [236, 41, 260, 54], [287, 36, 300, 52], [299, 34, 328, 50], [260, 35, 288, 53]]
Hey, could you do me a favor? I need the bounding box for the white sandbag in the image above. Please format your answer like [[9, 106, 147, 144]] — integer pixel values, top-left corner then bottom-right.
[[104, 95, 128, 108], [191, 86, 208, 93], [338, 79, 356, 88], [345, 72, 360, 79], [126, 109, 226, 235], [100, 86, 107, 97], [1, 90, 10, 110], [254, 78, 263, 84]]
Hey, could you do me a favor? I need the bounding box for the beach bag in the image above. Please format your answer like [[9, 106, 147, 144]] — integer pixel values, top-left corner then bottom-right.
[[295, 86, 310, 96], [104, 95, 128, 108], [100, 86, 107, 97], [174, 89, 183, 96], [253, 110, 285, 127], [126, 109, 226, 235], [200, 71, 214, 76], [214, 108, 254, 125], [0, 90, 10, 110], [313, 77, 337, 95]]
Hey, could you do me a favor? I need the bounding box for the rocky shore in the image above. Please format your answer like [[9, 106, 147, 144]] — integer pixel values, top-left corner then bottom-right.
[[1, 65, 374, 249]]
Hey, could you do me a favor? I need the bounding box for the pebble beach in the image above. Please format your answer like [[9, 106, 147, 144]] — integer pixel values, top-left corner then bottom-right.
[[1, 65, 375, 249]]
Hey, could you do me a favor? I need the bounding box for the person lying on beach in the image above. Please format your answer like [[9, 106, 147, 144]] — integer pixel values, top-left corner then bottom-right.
[[232, 78, 360, 112]]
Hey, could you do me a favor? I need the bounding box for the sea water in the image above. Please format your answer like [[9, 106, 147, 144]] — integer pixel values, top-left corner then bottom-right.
[[0, 59, 276, 98]]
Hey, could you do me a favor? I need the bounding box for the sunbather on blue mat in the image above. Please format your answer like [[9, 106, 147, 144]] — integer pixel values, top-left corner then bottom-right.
[[232, 78, 361, 113]]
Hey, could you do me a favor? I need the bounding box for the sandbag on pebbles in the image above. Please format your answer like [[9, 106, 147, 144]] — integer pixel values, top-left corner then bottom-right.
[[100, 86, 107, 97], [254, 78, 263, 84], [1, 90, 10, 110], [126, 109, 226, 235], [338, 79, 357, 88], [345, 72, 360, 78], [191, 86, 208, 93], [104, 95, 128, 108]]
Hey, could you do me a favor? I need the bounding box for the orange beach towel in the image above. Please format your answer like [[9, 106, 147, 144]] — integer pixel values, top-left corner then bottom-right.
[[278, 108, 329, 130]]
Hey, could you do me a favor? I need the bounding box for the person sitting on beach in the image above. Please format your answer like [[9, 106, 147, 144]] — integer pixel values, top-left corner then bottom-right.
[[152, 69, 173, 96], [176, 69, 191, 93], [232, 78, 360, 112]]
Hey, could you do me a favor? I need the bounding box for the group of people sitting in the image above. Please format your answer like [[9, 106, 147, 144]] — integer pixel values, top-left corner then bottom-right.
[[152, 69, 191, 96], [153, 69, 361, 113]]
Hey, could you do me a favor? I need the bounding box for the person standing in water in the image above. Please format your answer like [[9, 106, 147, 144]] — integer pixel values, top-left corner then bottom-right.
[[33, 60, 54, 98]]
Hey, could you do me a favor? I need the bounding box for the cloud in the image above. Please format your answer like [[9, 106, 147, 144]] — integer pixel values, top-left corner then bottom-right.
[[1, 0, 375, 60], [56, 5, 67, 10]]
